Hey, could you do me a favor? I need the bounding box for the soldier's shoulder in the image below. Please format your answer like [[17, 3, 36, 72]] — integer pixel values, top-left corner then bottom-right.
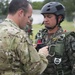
[[62, 31, 74, 36], [0, 23, 26, 38], [64, 31, 75, 39]]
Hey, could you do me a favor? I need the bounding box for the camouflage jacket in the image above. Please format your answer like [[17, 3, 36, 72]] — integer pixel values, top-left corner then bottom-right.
[[35, 28, 75, 75], [0, 18, 48, 75], [35, 27, 63, 45]]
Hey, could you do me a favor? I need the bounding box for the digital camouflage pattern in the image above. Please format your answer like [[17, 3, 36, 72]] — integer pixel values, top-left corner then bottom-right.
[[24, 24, 33, 36], [0, 18, 48, 75], [35, 27, 75, 75], [24, 17, 33, 43], [24, 24, 33, 43]]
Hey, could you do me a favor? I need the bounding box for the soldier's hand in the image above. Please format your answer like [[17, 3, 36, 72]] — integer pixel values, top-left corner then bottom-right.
[[33, 44, 37, 48], [35, 43, 47, 51], [38, 46, 49, 57]]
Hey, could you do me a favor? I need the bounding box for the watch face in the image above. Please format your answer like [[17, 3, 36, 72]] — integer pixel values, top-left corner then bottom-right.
[[54, 57, 62, 65]]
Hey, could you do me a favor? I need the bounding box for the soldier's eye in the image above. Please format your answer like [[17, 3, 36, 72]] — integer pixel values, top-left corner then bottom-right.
[[43, 15, 46, 18], [48, 15, 53, 18]]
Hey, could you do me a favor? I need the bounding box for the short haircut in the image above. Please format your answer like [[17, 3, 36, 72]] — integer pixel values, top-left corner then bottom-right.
[[8, 0, 29, 14]]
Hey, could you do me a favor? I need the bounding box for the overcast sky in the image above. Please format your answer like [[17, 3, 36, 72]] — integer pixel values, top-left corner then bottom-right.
[[31, 0, 44, 2]]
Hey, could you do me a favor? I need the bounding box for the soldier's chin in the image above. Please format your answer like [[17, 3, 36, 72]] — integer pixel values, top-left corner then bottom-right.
[[45, 26, 53, 30]]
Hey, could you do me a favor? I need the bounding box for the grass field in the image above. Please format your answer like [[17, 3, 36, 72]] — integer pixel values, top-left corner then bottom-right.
[[32, 20, 75, 41]]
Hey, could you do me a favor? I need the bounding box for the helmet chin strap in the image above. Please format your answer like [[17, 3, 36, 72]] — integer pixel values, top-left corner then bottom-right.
[[45, 25, 57, 30]]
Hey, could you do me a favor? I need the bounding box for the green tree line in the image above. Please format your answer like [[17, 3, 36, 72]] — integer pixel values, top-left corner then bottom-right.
[[0, 0, 9, 15]]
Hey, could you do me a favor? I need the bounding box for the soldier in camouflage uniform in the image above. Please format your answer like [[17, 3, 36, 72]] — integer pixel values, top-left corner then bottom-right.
[[35, 2, 75, 75], [0, 0, 49, 75], [24, 17, 33, 36], [24, 17, 33, 42]]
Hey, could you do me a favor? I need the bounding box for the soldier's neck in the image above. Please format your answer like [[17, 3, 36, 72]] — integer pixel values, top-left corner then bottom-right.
[[7, 14, 19, 26], [48, 26, 59, 34]]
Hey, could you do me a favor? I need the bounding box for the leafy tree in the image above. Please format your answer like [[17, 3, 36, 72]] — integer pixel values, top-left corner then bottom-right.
[[32, 2, 43, 9], [0, 0, 9, 15], [42, 0, 64, 5], [3, 0, 9, 15], [0, 2, 4, 15], [61, 0, 75, 21]]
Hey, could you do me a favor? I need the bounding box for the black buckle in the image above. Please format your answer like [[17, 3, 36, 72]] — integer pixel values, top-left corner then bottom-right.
[[57, 70, 64, 75]]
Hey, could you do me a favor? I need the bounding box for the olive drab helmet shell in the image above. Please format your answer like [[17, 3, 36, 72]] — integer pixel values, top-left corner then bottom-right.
[[41, 2, 65, 21]]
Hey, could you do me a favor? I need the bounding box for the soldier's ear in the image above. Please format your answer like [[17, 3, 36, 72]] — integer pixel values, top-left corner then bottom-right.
[[18, 9, 25, 17], [58, 15, 63, 22]]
